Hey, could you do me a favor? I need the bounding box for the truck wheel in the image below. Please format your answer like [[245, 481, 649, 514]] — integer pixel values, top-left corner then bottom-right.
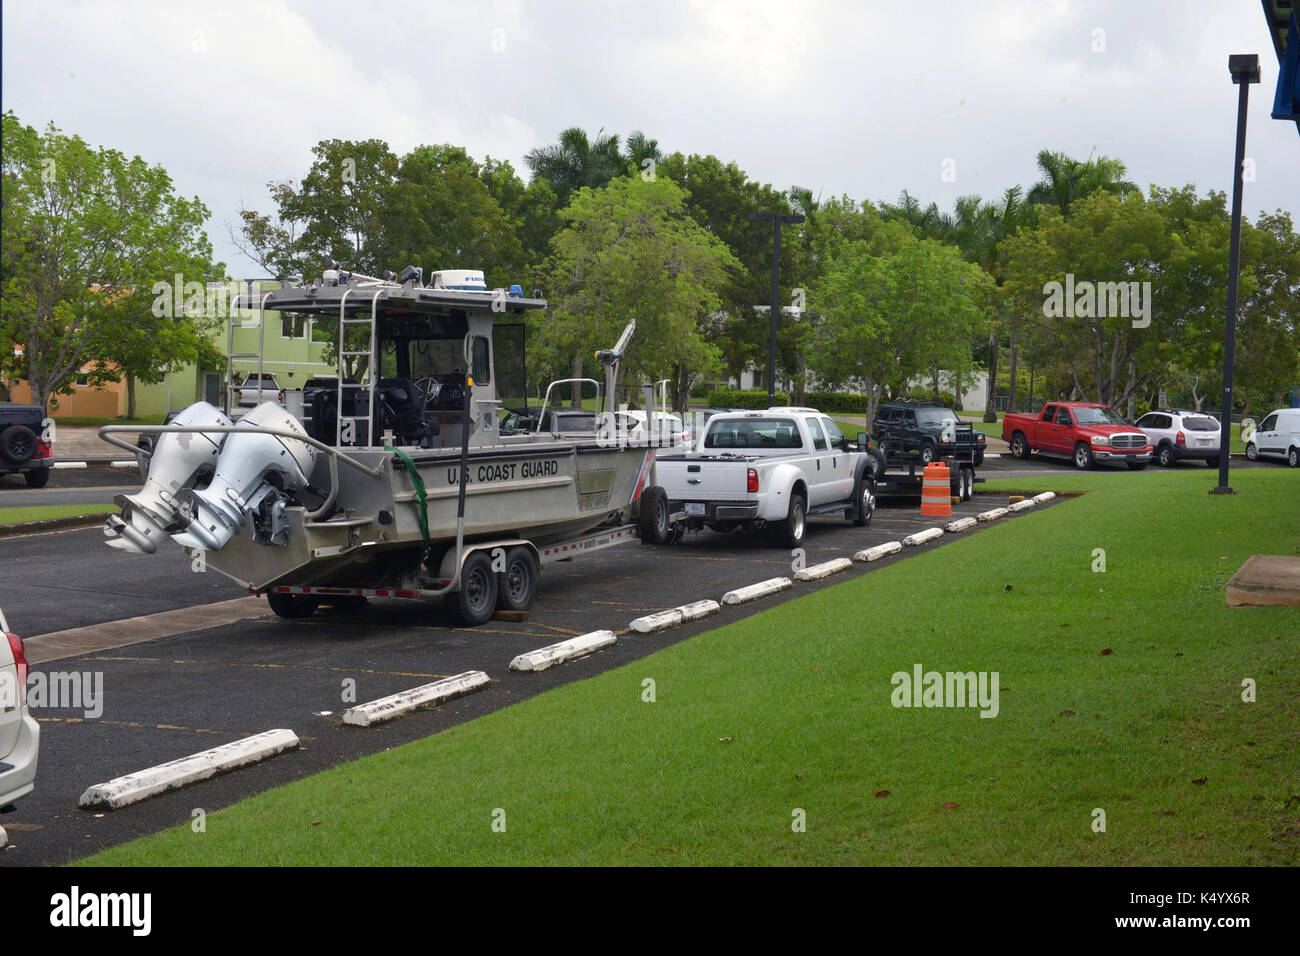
[[869, 447, 887, 477], [852, 476, 875, 527], [1206, 457, 1219, 467], [24, 469, 50, 488], [1010, 432, 1030, 460], [1, 425, 37, 465], [919, 441, 936, 464], [771, 492, 806, 548], [1073, 442, 1094, 470], [1245, 442, 1258, 461], [1157, 444, 1175, 467], [958, 467, 973, 501], [1289, 447, 1299, 468], [454, 551, 498, 626], [973, 450, 984, 467], [267, 593, 320, 619], [497, 546, 538, 612], [638, 486, 671, 545]]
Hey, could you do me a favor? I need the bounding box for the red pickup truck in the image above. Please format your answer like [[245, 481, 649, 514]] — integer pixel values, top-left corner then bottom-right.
[[1003, 402, 1153, 470]]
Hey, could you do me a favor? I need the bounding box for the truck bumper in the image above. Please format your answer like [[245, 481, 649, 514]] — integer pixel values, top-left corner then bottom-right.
[[677, 501, 760, 522], [1092, 449, 1152, 462]]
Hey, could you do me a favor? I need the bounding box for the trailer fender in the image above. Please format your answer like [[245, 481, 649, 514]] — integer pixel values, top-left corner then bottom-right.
[[437, 538, 541, 583]]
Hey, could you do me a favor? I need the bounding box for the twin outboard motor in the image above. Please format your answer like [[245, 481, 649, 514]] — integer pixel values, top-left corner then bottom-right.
[[104, 402, 232, 554], [172, 402, 317, 553]]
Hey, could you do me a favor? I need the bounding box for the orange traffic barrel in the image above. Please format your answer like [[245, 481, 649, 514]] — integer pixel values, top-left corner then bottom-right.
[[920, 462, 952, 517]]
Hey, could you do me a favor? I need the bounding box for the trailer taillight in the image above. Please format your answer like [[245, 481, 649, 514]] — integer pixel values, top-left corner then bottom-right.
[[747, 468, 759, 494]]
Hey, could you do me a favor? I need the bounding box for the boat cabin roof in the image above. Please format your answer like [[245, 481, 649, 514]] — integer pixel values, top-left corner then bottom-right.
[[237, 283, 546, 331]]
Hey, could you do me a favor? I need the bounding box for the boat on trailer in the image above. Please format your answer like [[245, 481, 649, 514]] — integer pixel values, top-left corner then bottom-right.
[[99, 266, 680, 624]]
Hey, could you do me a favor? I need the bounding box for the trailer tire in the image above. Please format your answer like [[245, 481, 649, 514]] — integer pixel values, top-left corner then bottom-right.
[[638, 485, 671, 545], [497, 546, 538, 612], [267, 593, 320, 619], [454, 551, 499, 626]]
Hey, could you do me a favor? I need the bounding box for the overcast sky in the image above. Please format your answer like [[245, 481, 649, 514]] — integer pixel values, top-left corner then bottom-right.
[[4, 0, 1296, 275]]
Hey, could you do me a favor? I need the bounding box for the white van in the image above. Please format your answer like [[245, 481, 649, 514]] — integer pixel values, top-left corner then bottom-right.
[[1246, 408, 1300, 467]]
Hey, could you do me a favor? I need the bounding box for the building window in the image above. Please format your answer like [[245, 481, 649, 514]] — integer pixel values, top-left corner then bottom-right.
[[74, 372, 91, 387]]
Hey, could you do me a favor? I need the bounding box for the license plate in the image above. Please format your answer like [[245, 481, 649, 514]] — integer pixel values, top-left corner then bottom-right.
[[685, 502, 706, 516]]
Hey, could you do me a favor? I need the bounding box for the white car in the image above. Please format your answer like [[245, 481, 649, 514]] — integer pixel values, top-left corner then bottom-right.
[[612, 410, 693, 447], [1246, 408, 1300, 467], [0, 607, 39, 809], [1135, 409, 1224, 467]]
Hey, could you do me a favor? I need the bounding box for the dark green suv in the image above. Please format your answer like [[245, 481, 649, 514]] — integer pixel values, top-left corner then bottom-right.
[[872, 401, 985, 466]]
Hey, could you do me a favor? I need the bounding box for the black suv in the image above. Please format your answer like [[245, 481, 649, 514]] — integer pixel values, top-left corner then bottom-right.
[[872, 400, 985, 466], [0, 403, 53, 487]]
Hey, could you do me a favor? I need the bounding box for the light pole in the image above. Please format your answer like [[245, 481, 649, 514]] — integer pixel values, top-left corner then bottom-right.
[[750, 211, 805, 405], [1212, 53, 1260, 495]]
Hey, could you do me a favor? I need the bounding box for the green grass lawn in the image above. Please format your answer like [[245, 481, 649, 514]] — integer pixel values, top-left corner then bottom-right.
[[81, 469, 1297, 866], [0, 504, 112, 525]]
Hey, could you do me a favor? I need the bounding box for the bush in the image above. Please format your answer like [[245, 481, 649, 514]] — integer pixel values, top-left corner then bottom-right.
[[900, 389, 961, 410], [706, 387, 790, 409]]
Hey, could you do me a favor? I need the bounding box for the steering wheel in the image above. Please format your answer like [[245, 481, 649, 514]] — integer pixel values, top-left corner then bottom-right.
[[413, 377, 438, 402]]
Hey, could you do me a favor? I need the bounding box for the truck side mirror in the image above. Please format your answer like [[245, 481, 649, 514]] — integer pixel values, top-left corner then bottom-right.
[[857, 431, 869, 450]]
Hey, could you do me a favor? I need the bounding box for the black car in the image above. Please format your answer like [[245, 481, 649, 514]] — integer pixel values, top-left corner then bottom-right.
[[872, 400, 985, 466], [0, 403, 53, 487]]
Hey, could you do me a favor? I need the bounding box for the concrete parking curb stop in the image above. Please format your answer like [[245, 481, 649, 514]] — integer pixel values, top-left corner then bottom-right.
[[78, 729, 300, 810], [629, 599, 720, 634], [1008, 498, 1037, 512], [1031, 492, 1056, 503], [903, 527, 944, 546], [722, 577, 792, 605], [342, 671, 491, 727], [509, 630, 617, 672], [945, 516, 977, 533], [854, 540, 903, 562], [977, 507, 1009, 522], [794, 557, 853, 581], [0, 825, 6, 848]]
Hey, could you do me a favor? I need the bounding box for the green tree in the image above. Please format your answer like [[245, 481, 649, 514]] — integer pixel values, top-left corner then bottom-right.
[[1, 112, 220, 411], [809, 229, 991, 423], [543, 176, 739, 412], [525, 127, 626, 207]]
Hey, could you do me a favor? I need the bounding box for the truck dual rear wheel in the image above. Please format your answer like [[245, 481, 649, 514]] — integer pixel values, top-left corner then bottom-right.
[[497, 546, 538, 613], [638, 485, 671, 545], [770, 492, 806, 549]]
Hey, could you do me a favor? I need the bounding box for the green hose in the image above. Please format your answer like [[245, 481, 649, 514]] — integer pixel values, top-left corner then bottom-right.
[[386, 446, 430, 545]]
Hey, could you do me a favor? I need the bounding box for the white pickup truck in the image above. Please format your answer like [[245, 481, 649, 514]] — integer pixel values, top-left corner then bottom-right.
[[655, 408, 877, 548]]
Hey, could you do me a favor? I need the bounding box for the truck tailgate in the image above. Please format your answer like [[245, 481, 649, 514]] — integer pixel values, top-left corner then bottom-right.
[[656, 457, 754, 502]]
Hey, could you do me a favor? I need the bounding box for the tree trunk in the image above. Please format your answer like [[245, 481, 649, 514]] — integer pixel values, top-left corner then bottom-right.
[[570, 354, 583, 408], [794, 352, 806, 406], [982, 329, 999, 423], [932, 365, 940, 403], [127, 372, 137, 419], [1006, 327, 1019, 412]]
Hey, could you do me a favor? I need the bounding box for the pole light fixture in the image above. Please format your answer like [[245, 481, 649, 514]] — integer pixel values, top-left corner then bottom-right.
[[1212, 53, 1260, 495], [750, 212, 805, 406]]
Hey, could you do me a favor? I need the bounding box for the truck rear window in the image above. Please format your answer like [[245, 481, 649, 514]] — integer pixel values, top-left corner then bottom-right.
[[704, 418, 801, 449]]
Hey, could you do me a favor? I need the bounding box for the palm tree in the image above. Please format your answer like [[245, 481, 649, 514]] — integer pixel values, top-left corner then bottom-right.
[[524, 127, 625, 205], [1027, 149, 1137, 214], [623, 130, 661, 172]]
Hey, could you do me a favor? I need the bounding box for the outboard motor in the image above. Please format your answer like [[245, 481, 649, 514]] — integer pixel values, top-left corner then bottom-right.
[[104, 402, 232, 554], [172, 402, 317, 552]]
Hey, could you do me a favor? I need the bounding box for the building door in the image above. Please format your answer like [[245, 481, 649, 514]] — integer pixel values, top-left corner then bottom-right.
[[204, 373, 220, 406]]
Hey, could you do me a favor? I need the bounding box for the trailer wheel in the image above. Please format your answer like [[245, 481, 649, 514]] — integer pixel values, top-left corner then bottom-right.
[[496, 546, 538, 612], [454, 551, 499, 626], [638, 485, 671, 545], [267, 593, 320, 619]]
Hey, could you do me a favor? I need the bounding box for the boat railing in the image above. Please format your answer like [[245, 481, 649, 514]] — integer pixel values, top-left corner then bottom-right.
[[536, 378, 601, 432]]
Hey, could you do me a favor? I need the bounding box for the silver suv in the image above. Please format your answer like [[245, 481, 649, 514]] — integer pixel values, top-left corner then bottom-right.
[[1135, 410, 1224, 467]]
